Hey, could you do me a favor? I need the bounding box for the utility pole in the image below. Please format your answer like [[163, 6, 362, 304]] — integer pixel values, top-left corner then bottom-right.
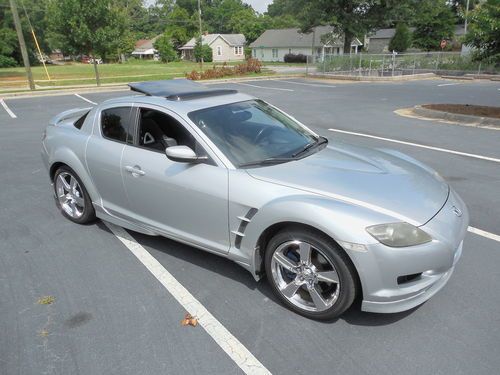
[[464, 0, 470, 35], [198, 0, 203, 70], [9, 0, 35, 90]]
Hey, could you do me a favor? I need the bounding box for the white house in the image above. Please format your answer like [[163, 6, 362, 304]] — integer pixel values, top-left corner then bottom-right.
[[131, 36, 160, 59], [250, 26, 362, 62], [179, 34, 246, 62]]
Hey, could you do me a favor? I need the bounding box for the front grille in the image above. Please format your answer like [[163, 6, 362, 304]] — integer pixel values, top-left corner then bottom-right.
[[397, 273, 422, 285]]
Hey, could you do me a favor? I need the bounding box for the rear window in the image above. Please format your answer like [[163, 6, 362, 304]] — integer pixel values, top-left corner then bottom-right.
[[74, 111, 89, 130], [101, 107, 134, 144]]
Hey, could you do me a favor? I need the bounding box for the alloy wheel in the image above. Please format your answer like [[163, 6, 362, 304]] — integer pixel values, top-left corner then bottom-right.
[[55, 172, 85, 219]]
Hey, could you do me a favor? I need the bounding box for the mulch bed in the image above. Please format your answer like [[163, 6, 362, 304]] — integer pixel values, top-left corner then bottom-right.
[[422, 104, 500, 119]]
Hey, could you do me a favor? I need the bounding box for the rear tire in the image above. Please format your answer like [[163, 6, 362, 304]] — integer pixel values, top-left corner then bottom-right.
[[53, 166, 95, 224], [264, 226, 357, 320]]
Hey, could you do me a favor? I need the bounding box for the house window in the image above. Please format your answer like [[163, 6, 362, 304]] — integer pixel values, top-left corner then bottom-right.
[[234, 46, 243, 55], [217, 46, 222, 56], [272, 48, 278, 58]]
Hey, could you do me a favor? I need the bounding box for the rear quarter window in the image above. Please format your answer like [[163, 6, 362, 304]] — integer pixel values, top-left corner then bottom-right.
[[101, 107, 134, 144], [74, 112, 89, 129]]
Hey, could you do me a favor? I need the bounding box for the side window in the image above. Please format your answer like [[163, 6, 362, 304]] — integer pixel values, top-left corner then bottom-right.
[[101, 107, 134, 144], [138, 108, 202, 154]]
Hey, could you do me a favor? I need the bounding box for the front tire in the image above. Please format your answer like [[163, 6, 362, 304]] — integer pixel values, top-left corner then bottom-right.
[[53, 166, 95, 224], [264, 226, 357, 320]]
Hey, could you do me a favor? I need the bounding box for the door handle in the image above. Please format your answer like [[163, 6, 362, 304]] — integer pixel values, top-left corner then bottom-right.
[[125, 165, 145, 176]]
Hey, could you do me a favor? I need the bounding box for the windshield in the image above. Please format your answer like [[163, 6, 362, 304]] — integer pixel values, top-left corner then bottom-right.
[[188, 100, 318, 167]]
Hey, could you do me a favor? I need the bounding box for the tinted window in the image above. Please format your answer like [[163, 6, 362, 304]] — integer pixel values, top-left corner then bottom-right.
[[74, 111, 89, 129], [101, 107, 133, 143]]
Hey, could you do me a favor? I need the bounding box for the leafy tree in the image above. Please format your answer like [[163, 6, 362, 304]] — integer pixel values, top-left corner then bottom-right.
[[284, 0, 413, 53], [46, 0, 130, 85], [389, 23, 412, 52], [194, 39, 213, 62], [0, 27, 18, 66], [412, 0, 456, 51], [154, 33, 178, 62], [463, 0, 500, 63], [165, 5, 197, 50]]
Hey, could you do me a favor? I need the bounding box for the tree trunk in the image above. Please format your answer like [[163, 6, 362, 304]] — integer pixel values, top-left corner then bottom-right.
[[343, 31, 353, 55], [91, 53, 101, 86]]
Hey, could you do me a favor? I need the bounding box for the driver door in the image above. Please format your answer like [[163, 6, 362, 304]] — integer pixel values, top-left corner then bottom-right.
[[120, 105, 230, 254]]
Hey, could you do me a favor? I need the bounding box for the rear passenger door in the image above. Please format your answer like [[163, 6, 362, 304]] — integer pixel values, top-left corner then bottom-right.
[[86, 105, 135, 217]]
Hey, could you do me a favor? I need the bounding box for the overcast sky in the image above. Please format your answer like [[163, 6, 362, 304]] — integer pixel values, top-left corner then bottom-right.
[[243, 0, 272, 13]]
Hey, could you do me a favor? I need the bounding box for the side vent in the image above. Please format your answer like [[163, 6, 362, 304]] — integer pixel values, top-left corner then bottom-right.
[[232, 208, 258, 249]]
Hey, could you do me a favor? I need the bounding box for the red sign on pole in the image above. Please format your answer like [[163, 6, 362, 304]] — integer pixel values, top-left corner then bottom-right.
[[440, 39, 447, 50]]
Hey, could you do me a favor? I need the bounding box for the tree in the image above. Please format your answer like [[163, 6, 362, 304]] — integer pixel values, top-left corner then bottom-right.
[[412, 0, 456, 51], [47, 0, 130, 85], [194, 40, 212, 62], [154, 33, 178, 62], [463, 0, 500, 63], [389, 23, 412, 52], [164, 5, 197, 50], [284, 0, 413, 53]]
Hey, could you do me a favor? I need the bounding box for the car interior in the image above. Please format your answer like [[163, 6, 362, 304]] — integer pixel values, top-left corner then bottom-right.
[[138, 108, 196, 152]]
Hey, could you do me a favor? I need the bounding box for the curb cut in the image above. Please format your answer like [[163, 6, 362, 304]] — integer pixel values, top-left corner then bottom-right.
[[413, 105, 500, 127]]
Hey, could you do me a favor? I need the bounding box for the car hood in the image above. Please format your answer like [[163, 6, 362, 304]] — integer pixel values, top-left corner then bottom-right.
[[246, 143, 449, 226]]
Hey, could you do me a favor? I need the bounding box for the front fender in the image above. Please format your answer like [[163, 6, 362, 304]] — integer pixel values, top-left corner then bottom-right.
[[236, 194, 397, 278]]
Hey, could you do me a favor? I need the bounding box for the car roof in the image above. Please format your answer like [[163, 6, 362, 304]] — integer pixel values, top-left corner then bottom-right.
[[102, 82, 255, 116]]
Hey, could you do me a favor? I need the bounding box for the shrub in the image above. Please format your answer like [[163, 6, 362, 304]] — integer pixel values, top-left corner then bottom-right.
[[389, 23, 412, 52], [194, 41, 213, 63], [186, 58, 262, 80], [154, 34, 178, 63], [0, 55, 17, 68], [284, 53, 307, 63]]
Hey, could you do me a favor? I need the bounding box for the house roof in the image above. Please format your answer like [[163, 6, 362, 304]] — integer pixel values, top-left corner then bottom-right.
[[370, 25, 466, 39], [250, 26, 362, 48], [180, 34, 246, 49], [133, 36, 160, 53]]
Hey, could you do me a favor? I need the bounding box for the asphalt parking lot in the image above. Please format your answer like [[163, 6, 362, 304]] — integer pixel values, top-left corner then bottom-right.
[[1, 78, 499, 375]]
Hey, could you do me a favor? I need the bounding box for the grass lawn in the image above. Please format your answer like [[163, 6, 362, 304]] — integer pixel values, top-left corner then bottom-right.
[[0, 59, 270, 90]]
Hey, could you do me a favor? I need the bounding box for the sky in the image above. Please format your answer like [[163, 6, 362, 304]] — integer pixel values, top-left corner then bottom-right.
[[243, 0, 273, 13]]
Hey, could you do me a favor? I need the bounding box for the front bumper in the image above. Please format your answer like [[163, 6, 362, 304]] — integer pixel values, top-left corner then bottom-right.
[[347, 188, 469, 314]]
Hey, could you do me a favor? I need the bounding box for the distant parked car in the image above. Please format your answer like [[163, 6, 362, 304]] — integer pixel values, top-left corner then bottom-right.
[[41, 80, 468, 320], [80, 55, 103, 64]]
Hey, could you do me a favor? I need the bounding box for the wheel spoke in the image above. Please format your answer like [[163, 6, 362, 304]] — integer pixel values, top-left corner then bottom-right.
[[74, 195, 84, 207], [298, 242, 312, 264], [69, 176, 78, 194], [316, 270, 339, 284], [308, 286, 328, 310], [280, 281, 302, 299], [57, 174, 71, 191], [273, 252, 298, 273], [68, 201, 78, 216]]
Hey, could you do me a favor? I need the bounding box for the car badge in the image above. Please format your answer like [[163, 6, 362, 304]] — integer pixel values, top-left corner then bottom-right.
[[452, 206, 462, 217]]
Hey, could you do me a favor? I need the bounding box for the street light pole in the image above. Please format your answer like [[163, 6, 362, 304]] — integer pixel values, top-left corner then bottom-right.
[[9, 0, 35, 90]]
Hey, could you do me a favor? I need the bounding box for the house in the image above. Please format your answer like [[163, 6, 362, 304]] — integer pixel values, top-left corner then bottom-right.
[[179, 34, 246, 62], [131, 36, 160, 59], [365, 25, 467, 53], [249, 26, 362, 62]]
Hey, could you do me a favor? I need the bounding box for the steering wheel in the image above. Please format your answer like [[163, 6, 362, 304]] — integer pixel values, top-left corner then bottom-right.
[[254, 127, 276, 144]]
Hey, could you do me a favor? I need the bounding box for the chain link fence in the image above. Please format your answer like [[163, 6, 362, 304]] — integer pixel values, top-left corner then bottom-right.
[[310, 52, 498, 77]]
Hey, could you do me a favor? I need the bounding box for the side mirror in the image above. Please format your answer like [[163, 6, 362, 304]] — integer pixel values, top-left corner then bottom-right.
[[165, 145, 207, 164]]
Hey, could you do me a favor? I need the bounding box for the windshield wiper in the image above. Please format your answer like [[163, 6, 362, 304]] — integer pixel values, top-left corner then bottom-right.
[[292, 136, 328, 158], [239, 157, 295, 168]]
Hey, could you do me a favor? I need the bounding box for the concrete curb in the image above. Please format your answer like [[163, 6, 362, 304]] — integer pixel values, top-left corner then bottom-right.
[[307, 72, 436, 81], [0, 74, 304, 100], [413, 105, 500, 127]]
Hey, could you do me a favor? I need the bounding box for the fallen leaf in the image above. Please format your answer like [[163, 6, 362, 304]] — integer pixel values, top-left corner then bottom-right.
[[181, 313, 198, 327], [37, 296, 55, 305]]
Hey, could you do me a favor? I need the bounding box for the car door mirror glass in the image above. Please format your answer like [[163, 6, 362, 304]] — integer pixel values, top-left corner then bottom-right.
[[165, 145, 205, 163]]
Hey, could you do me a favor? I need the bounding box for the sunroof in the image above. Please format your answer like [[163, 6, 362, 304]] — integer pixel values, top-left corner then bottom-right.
[[128, 79, 237, 101]]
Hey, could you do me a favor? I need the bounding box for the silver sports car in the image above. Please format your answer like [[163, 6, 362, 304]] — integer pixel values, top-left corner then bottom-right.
[[41, 80, 469, 320]]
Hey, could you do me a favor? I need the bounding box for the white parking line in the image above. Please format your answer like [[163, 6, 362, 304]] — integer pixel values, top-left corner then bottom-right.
[[105, 223, 271, 375], [74, 93, 97, 105], [272, 79, 336, 88], [328, 128, 500, 164], [437, 83, 461, 87], [236, 82, 294, 92], [0, 99, 17, 118], [468, 227, 500, 243]]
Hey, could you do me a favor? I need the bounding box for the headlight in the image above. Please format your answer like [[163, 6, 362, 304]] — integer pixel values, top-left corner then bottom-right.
[[366, 222, 432, 247]]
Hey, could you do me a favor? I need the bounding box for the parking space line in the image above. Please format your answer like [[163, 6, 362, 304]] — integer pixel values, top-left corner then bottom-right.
[[272, 79, 336, 88], [105, 223, 271, 375], [437, 83, 461, 87], [328, 128, 500, 164], [468, 227, 500, 243], [0, 99, 17, 118], [236, 82, 294, 92], [74, 93, 97, 105]]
